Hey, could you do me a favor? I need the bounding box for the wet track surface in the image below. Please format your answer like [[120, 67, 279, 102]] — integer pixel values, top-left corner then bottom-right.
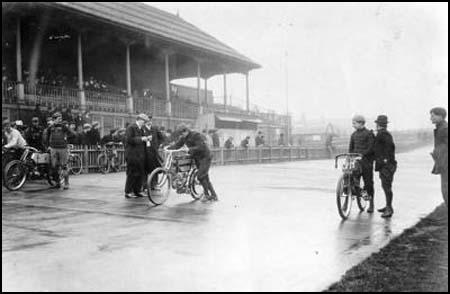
[[2, 146, 443, 291]]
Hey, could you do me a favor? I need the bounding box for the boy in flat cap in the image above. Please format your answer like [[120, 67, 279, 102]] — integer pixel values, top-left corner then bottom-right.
[[349, 114, 375, 212], [430, 107, 448, 207], [374, 115, 397, 218]]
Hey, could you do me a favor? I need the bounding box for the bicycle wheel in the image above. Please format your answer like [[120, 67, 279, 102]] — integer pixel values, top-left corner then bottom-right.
[[110, 155, 120, 172], [336, 174, 352, 220], [97, 153, 110, 174], [147, 167, 171, 205], [3, 160, 27, 191], [356, 186, 371, 212], [188, 168, 204, 200], [68, 154, 83, 175]]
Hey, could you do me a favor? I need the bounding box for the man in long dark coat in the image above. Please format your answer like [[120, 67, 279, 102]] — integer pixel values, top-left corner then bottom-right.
[[142, 115, 164, 191], [124, 114, 149, 198], [430, 107, 448, 207]]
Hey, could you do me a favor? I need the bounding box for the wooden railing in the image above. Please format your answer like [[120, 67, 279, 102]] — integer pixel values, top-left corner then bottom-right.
[[69, 145, 338, 174], [3, 82, 290, 125]]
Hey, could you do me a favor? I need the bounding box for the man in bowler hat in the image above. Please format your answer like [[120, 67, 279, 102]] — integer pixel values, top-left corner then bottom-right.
[[374, 115, 397, 218], [124, 114, 149, 198]]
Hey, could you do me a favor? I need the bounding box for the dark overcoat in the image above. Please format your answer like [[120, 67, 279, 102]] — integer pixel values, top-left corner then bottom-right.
[[125, 123, 146, 176]]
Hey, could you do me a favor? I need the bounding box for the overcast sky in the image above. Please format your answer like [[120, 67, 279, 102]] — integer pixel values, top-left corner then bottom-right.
[[147, 2, 448, 130]]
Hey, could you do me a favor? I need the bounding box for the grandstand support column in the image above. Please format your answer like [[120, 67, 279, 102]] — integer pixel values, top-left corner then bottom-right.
[[223, 73, 227, 112], [164, 52, 171, 117], [245, 71, 250, 113], [16, 17, 25, 104], [77, 33, 86, 111], [197, 61, 203, 115], [204, 78, 208, 109], [126, 43, 134, 114]]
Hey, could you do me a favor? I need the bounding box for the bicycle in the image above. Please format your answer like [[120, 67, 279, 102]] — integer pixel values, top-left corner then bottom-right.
[[3, 146, 60, 191], [146, 147, 204, 205], [97, 142, 121, 174], [67, 144, 82, 175], [334, 153, 372, 220]]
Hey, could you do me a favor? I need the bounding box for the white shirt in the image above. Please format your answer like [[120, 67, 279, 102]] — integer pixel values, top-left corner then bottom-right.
[[4, 128, 27, 149]]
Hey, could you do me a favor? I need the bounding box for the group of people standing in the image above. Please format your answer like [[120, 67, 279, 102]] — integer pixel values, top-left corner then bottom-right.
[[2, 111, 76, 189], [349, 107, 448, 218], [123, 114, 218, 202]]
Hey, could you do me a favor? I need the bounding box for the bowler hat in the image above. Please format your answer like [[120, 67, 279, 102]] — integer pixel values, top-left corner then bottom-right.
[[375, 115, 389, 125]]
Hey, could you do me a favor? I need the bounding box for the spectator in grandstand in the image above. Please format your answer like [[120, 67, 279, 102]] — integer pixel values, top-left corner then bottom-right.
[[225, 136, 234, 149], [240, 136, 250, 149], [24, 117, 45, 151]]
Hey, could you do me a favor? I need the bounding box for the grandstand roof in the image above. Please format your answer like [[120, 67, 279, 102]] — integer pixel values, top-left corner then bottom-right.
[[50, 2, 260, 73]]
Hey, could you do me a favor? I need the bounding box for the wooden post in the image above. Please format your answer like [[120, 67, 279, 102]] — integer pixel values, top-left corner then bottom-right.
[[204, 78, 208, 108], [77, 33, 86, 111], [125, 43, 133, 113], [245, 71, 250, 113], [165, 52, 171, 117], [223, 73, 227, 111], [83, 146, 89, 174], [16, 17, 24, 103], [197, 61, 202, 114], [220, 148, 224, 165]]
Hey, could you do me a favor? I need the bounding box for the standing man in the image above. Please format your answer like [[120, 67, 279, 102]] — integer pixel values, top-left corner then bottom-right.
[[278, 133, 286, 146], [169, 124, 218, 202], [349, 114, 375, 213], [255, 131, 264, 147], [43, 112, 75, 189], [240, 136, 250, 149], [211, 129, 220, 148], [124, 114, 149, 198], [373, 115, 397, 218], [143, 115, 164, 191], [24, 117, 44, 151], [430, 107, 448, 207]]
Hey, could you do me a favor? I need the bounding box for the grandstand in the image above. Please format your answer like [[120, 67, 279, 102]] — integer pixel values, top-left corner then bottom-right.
[[2, 2, 291, 139]]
